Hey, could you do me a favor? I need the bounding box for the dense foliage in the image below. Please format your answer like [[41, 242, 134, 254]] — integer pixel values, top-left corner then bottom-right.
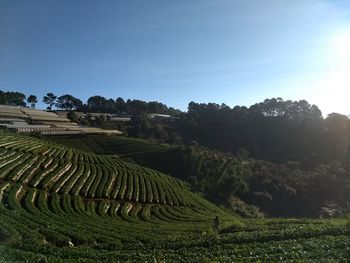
[[0, 91, 26, 107], [49, 135, 350, 218], [73, 96, 350, 172], [84, 95, 182, 116], [54, 94, 83, 110], [3, 89, 350, 171], [179, 99, 350, 169]]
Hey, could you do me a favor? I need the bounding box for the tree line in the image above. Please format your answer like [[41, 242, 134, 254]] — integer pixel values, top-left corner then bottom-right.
[[0, 91, 181, 116], [123, 97, 350, 170], [3, 89, 350, 217], [179, 98, 350, 169], [2, 90, 350, 170]]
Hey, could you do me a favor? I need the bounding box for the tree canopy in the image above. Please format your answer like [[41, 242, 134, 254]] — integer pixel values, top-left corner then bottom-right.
[[0, 91, 26, 106], [43, 93, 57, 110], [27, 95, 38, 108], [55, 94, 83, 110]]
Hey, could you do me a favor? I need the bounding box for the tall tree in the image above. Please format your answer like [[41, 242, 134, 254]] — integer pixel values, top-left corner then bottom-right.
[[0, 91, 7, 104], [115, 97, 126, 112], [56, 94, 82, 110], [0, 91, 26, 106], [106, 99, 116, 113], [87, 95, 108, 112], [72, 97, 83, 110], [43, 93, 57, 110], [324, 113, 350, 162], [6, 91, 26, 107], [27, 95, 38, 109]]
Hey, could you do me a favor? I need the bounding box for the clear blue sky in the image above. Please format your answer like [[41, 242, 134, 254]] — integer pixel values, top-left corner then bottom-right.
[[1, 0, 350, 115]]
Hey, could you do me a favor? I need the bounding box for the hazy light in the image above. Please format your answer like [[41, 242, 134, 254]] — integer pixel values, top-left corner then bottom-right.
[[307, 29, 350, 116], [329, 30, 350, 64]]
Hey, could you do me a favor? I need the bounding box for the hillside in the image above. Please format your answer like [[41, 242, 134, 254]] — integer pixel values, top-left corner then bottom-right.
[[0, 130, 231, 261], [50, 134, 168, 157], [1, 131, 350, 261], [48, 134, 350, 218]]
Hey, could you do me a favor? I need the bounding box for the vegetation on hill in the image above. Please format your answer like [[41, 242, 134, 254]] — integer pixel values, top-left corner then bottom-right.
[[180, 99, 350, 168], [48, 134, 350, 218], [0, 90, 181, 115], [50, 134, 168, 156], [3, 89, 349, 171], [0, 132, 350, 261], [0, 91, 27, 107], [3, 89, 350, 217], [0, 130, 238, 261]]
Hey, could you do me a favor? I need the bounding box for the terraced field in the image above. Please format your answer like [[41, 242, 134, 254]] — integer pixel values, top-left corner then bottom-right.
[[1, 130, 350, 262], [0, 130, 230, 261], [49, 134, 168, 156]]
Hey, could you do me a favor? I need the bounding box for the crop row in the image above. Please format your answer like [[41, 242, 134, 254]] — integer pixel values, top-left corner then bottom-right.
[[1, 181, 349, 262], [0, 149, 201, 209], [0, 131, 118, 166], [0, 182, 213, 247]]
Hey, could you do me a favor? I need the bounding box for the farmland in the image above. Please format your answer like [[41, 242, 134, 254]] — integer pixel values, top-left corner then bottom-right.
[[49, 134, 168, 157], [0, 130, 350, 262]]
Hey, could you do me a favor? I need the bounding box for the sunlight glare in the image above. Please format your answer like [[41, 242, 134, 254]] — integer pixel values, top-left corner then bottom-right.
[[331, 32, 350, 59], [307, 30, 350, 115]]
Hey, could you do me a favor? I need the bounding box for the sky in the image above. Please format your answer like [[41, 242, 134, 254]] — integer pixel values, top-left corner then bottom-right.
[[1, 0, 350, 115]]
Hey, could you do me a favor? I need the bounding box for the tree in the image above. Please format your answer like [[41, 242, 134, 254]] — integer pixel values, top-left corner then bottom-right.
[[27, 95, 38, 109], [125, 99, 148, 115], [0, 91, 7, 104], [87, 95, 107, 112], [72, 97, 83, 110], [115, 97, 126, 112], [43, 93, 57, 110], [106, 99, 116, 113], [324, 113, 350, 161], [56, 94, 82, 110], [0, 91, 26, 106], [148, 101, 167, 114]]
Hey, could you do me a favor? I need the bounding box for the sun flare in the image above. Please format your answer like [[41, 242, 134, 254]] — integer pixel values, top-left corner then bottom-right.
[[309, 30, 350, 115], [330, 31, 350, 60]]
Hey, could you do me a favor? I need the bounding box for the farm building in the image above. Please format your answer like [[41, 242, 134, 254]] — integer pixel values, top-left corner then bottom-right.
[[0, 105, 122, 135]]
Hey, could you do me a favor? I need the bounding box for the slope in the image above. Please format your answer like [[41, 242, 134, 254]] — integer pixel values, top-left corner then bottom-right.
[[47, 134, 350, 218], [0, 130, 234, 261]]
